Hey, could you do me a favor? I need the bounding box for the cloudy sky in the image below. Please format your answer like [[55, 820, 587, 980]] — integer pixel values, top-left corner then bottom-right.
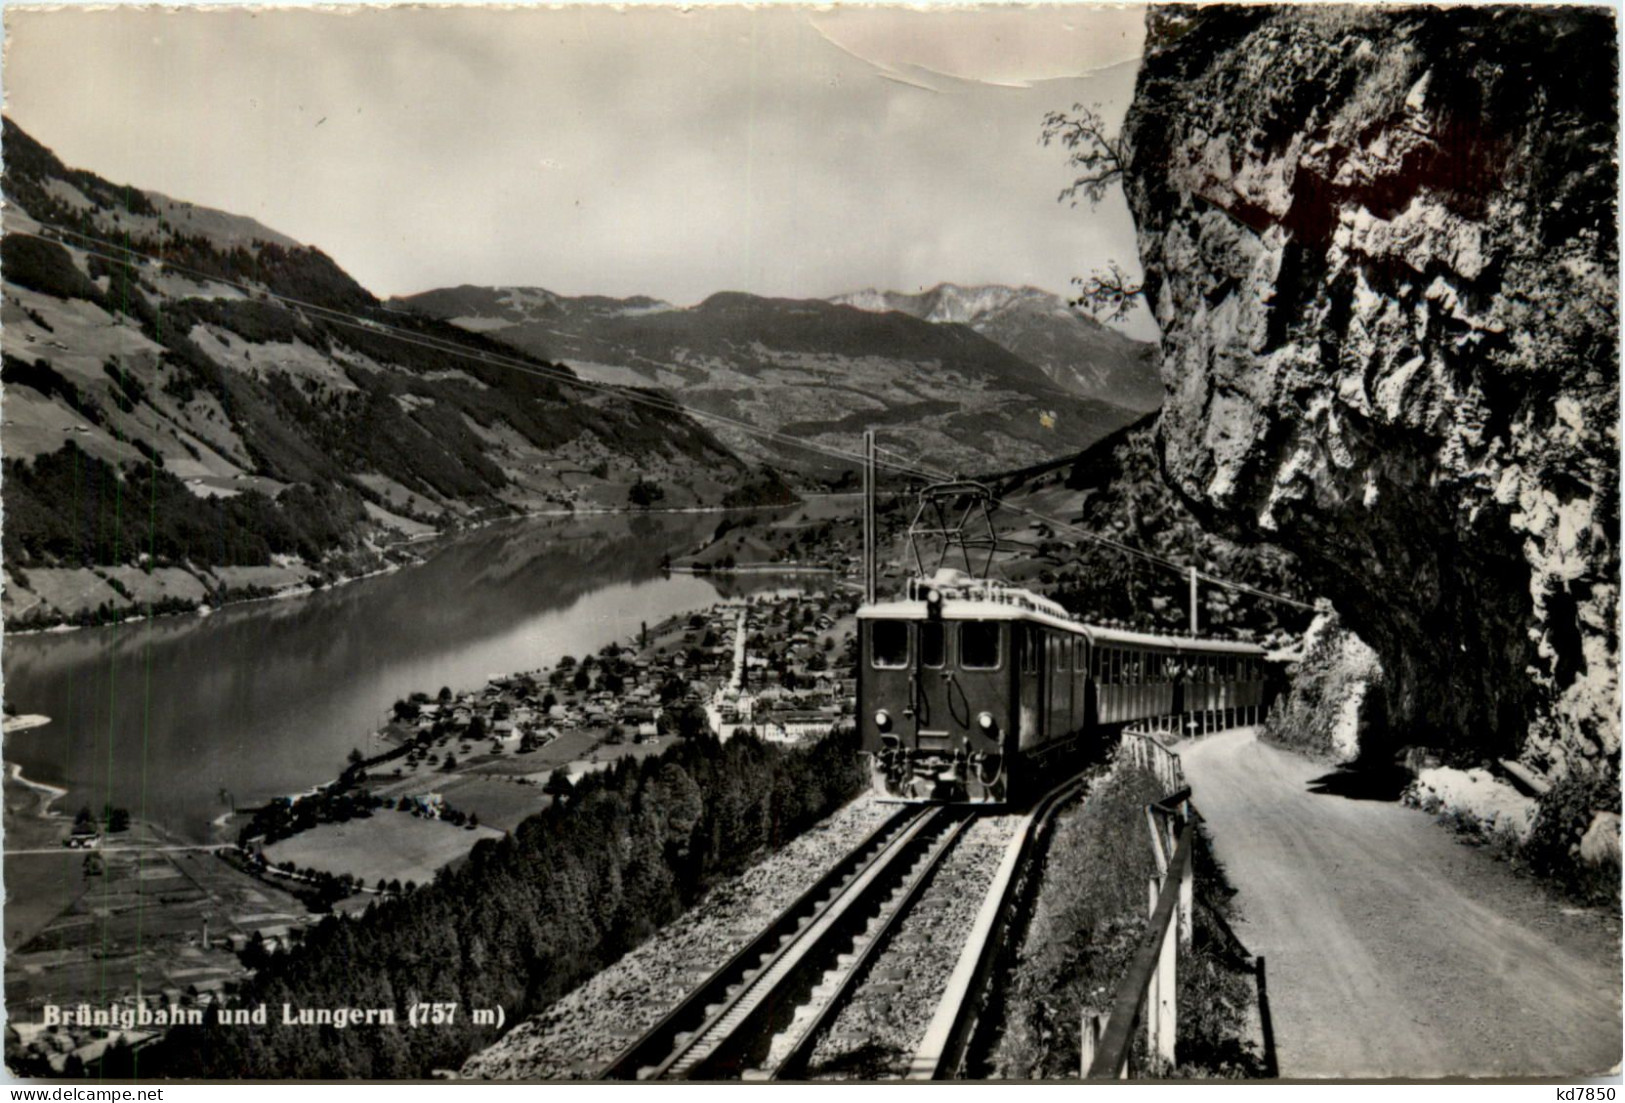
[[4, 5, 1152, 336]]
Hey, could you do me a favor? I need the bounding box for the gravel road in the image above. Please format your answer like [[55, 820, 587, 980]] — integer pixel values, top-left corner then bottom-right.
[[1181, 727, 1621, 1079]]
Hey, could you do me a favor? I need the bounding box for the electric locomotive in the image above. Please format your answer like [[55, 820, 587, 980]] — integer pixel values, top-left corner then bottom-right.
[[857, 568, 1268, 806]]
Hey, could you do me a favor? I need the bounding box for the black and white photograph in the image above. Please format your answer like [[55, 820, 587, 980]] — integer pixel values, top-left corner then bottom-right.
[[0, 1, 1619, 1086]]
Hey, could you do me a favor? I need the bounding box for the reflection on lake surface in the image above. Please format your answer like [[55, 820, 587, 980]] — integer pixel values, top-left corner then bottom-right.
[[3, 511, 798, 841]]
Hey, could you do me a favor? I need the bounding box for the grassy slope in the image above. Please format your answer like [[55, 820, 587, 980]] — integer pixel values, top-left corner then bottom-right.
[[992, 761, 1267, 1079], [1, 120, 749, 626]]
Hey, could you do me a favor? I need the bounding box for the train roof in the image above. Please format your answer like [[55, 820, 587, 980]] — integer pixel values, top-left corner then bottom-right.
[[857, 597, 1267, 656], [1081, 623, 1266, 656]]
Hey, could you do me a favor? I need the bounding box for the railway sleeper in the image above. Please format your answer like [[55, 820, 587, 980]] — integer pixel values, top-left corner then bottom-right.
[[682, 811, 966, 1080]]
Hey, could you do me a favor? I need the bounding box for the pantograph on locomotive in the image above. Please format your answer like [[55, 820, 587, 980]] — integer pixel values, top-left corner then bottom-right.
[[857, 478, 1268, 806]]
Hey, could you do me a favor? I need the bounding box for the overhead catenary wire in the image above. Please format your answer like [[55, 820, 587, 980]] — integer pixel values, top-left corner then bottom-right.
[[868, 413, 1314, 610], [11, 221, 1314, 611]]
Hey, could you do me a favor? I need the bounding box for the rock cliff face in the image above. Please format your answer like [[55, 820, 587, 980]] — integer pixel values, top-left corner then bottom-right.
[[1123, 6, 1618, 780]]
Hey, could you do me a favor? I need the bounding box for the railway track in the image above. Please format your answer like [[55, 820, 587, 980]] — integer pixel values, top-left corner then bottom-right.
[[600, 803, 969, 1080], [602, 770, 1092, 1082]]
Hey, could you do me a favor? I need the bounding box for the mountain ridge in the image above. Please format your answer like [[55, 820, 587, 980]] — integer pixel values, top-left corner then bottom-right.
[[0, 119, 747, 628]]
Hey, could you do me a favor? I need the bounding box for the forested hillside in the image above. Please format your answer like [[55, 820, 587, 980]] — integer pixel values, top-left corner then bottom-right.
[[64, 728, 867, 1079]]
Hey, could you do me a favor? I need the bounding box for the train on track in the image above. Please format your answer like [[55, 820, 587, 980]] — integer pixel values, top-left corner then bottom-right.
[[857, 568, 1268, 806]]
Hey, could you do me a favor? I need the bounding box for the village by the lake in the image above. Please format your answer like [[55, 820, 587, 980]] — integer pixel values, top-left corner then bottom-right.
[[5, 525, 869, 1073]]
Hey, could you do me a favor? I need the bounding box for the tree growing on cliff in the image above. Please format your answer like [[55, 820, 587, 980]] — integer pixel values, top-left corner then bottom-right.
[[1040, 102, 1144, 322], [1069, 261, 1144, 324], [1042, 102, 1125, 205]]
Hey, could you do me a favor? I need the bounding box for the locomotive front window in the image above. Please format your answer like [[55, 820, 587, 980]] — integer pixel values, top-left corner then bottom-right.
[[871, 620, 910, 669], [920, 621, 945, 668], [960, 621, 1002, 670]]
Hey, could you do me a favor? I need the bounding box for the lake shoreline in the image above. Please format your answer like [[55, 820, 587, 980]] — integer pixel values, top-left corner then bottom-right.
[[2, 512, 768, 846], [1, 499, 826, 637]]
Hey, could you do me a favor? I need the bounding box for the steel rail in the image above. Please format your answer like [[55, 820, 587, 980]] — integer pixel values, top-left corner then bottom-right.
[[596, 804, 920, 1080], [768, 809, 979, 1080], [654, 806, 962, 1079], [907, 767, 1095, 1079]]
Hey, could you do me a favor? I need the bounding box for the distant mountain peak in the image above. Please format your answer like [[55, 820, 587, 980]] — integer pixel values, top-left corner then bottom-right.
[[392, 285, 675, 327], [831, 282, 1067, 326], [830, 282, 1162, 412]]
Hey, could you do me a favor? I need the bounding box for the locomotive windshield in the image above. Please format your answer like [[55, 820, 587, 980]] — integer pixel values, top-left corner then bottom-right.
[[871, 620, 910, 668], [959, 621, 1002, 669]]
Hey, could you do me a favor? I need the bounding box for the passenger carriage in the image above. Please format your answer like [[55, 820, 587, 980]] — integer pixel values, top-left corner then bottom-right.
[[857, 570, 1267, 806]]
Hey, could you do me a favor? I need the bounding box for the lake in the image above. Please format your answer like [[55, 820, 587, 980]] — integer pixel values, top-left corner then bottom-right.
[[2, 511, 794, 842]]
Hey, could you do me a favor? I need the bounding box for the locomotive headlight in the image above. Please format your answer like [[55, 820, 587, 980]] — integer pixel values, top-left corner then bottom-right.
[[977, 711, 997, 733], [925, 588, 943, 620], [874, 709, 892, 732]]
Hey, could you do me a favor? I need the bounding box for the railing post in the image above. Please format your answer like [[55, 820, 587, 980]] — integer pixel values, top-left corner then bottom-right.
[[1144, 913, 1160, 1066], [1178, 835, 1194, 949], [1146, 807, 1168, 876], [1081, 1010, 1103, 1078], [1156, 903, 1177, 1067]]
